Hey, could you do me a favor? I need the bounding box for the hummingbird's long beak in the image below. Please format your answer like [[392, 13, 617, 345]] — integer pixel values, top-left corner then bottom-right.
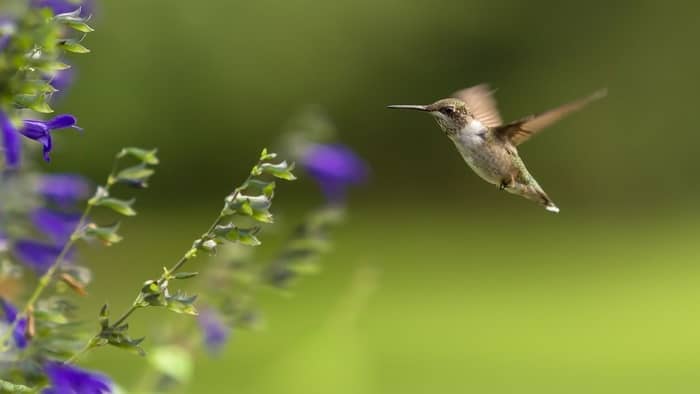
[[386, 105, 428, 111]]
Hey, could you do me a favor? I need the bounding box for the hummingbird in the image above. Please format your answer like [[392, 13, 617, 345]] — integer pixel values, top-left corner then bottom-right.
[[388, 85, 606, 213]]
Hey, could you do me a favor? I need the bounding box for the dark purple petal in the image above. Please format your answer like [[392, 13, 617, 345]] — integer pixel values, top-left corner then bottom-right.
[[0, 110, 21, 168], [43, 362, 112, 394], [20, 120, 52, 161], [31, 208, 80, 244], [21, 120, 49, 139], [46, 114, 78, 130], [1, 299, 28, 349], [197, 308, 230, 353], [301, 143, 368, 202], [20, 115, 81, 161], [38, 174, 91, 204], [13, 240, 69, 272], [32, 0, 94, 17]]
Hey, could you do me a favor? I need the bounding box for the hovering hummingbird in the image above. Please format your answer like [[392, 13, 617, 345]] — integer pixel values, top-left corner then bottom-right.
[[388, 85, 606, 213]]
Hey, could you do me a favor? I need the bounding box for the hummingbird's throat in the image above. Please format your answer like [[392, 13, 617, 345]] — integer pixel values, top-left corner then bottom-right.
[[432, 113, 465, 136]]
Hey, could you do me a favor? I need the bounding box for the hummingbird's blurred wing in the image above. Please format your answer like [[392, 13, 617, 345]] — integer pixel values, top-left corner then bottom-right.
[[494, 89, 607, 146], [452, 84, 503, 127]]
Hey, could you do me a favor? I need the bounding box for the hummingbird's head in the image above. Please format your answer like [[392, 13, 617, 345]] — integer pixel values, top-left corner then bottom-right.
[[387, 98, 470, 135]]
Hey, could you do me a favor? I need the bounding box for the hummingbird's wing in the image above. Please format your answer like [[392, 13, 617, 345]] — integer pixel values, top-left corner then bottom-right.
[[494, 89, 607, 146], [452, 84, 503, 127]]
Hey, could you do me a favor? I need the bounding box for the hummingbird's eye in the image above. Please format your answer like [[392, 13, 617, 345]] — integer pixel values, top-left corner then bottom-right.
[[441, 107, 455, 115]]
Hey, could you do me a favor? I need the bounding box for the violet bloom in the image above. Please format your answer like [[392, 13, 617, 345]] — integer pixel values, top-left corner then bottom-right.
[[49, 67, 75, 100], [38, 174, 91, 205], [300, 143, 368, 203], [13, 240, 69, 272], [32, 0, 94, 17], [31, 208, 81, 244], [0, 17, 15, 53], [1, 299, 28, 349], [197, 308, 230, 353], [20, 114, 81, 162], [0, 110, 20, 168], [43, 362, 112, 394]]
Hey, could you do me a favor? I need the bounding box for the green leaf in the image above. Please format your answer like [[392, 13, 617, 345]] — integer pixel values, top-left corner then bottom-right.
[[237, 228, 261, 246], [100, 330, 146, 356], [165, 292, 198, 315], [117, 147, 160, 165], [239, 200, 253, 216], [66, 21, 94, 33], [59, 40, 91, 54], [148, 346, 194, 383], [83, 223, 123, 245], [0, 379, 33, 392], [115, 164, 155, 184], [213, 224, 261, 246], [260, 148, 277, 161], [92, 197, 137, 216], [36, 61, 71, 72], [252, 210, 274, 223], [259, 161, 296, 180], [30, 99, 53, 114], [134, 280, 166, 308], [172, 272, 199, 280], [246, 179, 276, 198], [99, 304, 109, 329]]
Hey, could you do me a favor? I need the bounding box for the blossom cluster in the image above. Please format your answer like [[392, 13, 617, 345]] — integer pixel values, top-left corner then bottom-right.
[[0, 1, 369, 393]]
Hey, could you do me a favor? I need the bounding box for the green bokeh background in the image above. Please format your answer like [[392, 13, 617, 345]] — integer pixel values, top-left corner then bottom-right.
[[41, 0, 700, 392]]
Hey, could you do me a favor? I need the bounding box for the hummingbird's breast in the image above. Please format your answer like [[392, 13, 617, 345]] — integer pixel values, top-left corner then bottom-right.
[[450, 127, 514, 185]]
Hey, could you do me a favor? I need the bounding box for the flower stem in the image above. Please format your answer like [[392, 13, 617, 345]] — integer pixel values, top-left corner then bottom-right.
[[62, 156, 263, 363], [63, 338, 96, 365]]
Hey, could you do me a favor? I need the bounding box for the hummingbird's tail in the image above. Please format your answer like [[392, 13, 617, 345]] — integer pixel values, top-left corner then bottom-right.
[[506, 181, 560, 213], [544, 201, 560, 213], [537, 189, 560, 213]]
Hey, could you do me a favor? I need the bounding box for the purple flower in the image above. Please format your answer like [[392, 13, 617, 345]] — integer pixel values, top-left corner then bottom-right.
[[1, 299, 28, 349], [1, 110, 20, 169], [32, 0, 94, 17], [197, 308, 229, 353], [13, 240, 69, 272], [49, 67, 75, 100], [0, 17, 15, 53], [300, 143, 368, 203], [43, 362, 112, 394], [38, 174, 91, 204], [20, 114, 81, 162], [31, 208, 81, 244]]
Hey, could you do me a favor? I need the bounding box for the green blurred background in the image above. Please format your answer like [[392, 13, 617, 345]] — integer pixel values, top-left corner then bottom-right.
[[44, 0, 700, 392]]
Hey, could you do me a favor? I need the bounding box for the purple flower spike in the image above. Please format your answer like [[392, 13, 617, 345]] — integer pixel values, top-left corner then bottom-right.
[[38, 174, 91, 204], [1, 110, 20, 168], [13, 240, 70, 272], [197, 308, 230, 353], [301, 143, 368, 203], [1, 299, 28, 349], [31, 208, 81, 244], [20, 114, 81, 162], [43, 362, 112, 394]]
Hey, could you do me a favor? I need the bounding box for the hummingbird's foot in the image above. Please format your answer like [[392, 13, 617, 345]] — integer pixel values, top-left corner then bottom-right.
[[499, 176, 515, 191]]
